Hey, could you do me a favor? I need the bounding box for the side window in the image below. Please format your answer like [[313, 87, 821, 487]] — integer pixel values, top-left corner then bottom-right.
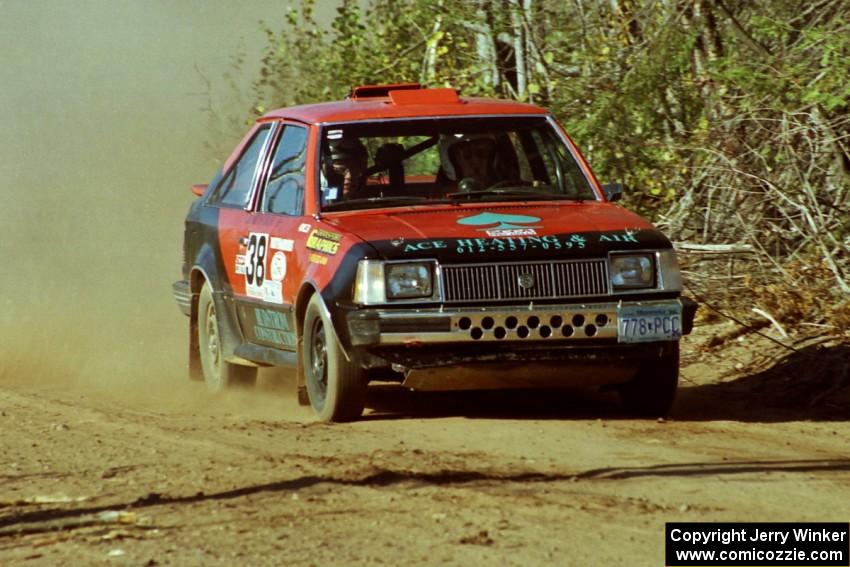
[[210, 125, 272, 207], [262, 125, 308, 215]]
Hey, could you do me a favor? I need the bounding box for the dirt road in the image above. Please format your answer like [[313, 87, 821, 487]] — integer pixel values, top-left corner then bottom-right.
[[1, 325, 848, 566]]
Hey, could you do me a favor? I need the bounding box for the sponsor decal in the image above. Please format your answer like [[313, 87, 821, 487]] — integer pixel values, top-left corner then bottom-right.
[[309, 253, 328, 266], [297, 223, 312, 233], [486, 228, 537, 237], [270, 237, 294, 251], [599, 231, 639, 243], [404, 240, 449, 253], [401, 231, 643, 255], [455, 235, 582, 254], [458, 212, 541, 237], [306, 229, 342, 255], [235, 254, 247, 275], [253, 308, 295, 347], [270, 252, 287, 282]]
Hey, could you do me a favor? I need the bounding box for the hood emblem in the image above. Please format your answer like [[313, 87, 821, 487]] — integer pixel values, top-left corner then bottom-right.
[[518, 273, 535, 289], [391, 237, 405, 247]]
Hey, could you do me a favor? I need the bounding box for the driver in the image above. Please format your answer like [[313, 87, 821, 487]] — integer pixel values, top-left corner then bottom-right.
[[323, 136, 368, 200], [439, 135, 498, 192]]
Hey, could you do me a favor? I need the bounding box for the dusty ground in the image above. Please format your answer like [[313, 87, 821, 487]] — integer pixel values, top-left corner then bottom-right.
[[1, 324, 848, 566]]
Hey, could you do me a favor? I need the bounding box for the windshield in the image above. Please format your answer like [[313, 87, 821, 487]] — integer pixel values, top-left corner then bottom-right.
[[318, 116, 597, 211]]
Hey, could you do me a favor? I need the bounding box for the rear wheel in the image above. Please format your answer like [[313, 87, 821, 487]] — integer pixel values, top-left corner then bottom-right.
[[619, 342, 679, 417], [198, 283, 257, 392], [303, 295, 366, 422]]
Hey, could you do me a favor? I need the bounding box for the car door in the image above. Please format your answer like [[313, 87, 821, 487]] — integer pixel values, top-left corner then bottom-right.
[[229, 122, 311, 351]]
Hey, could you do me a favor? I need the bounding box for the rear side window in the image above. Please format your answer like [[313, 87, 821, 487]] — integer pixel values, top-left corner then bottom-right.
[[210, 125, 272, 207], [262, 125, 308, 215]]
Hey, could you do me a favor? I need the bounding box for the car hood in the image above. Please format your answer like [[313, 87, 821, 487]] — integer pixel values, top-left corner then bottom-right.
[[323, 202, 671, 262]]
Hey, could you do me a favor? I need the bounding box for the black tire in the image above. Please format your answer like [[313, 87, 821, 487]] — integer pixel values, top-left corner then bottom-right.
[[197, 283, 257, 392], [619, 342, 679, 417], [302, 294, 366, 422]]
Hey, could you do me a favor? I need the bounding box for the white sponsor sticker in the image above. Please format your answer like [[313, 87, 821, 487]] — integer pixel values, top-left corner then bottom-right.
[[270, 252, 287, 282], [270, 237, 294, 252], [485, 228, 538, 237], [298, 223, 312, 233], [235, 254, 247, 275], [264, 284, 283, 304]]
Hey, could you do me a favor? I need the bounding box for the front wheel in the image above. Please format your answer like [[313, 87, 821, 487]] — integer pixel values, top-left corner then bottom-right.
[[619, 342, 679, 417], [197, 283, 257, 392], [302, 295, 366, 422]]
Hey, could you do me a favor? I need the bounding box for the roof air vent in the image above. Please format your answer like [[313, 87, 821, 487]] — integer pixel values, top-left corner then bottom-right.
[[350, 83, 422, 99]]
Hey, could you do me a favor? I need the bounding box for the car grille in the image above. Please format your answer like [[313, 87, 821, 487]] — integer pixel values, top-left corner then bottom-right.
[[441, 259, 609, 303]]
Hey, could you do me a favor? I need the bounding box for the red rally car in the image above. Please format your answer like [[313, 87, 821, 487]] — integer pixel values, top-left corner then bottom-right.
[[173, 83, 697, 422]]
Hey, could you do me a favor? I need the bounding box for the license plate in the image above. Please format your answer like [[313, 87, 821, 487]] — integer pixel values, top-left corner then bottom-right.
[[617, 303, 682, 343]]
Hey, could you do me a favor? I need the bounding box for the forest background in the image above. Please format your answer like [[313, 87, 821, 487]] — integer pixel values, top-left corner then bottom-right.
[[216, 0, 849, 335]]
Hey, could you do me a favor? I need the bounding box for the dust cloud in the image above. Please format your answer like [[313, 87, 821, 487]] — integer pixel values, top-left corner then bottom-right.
[[0, 2, 329, 409]]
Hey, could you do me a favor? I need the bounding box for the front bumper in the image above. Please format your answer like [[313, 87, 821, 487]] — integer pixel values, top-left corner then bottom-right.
[[347, 297, 697, 347]]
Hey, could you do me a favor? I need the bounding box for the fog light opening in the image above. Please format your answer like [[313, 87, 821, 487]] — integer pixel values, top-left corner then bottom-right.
[[539, 325, 552, 338], [470, 327, 484, 340], [584, 324, 597, 337], [550, 315, 563, 328], [459, 317, 472, 330], [527, 316, 540, 329], [572, 314, 585, 327], [516, 326, 530, 339], [505, 316, 518, 329], [481, 316, 494, 330], [494, 327, 507, 339], [562, 325, 574, 337], [595, 314, 608, 327]]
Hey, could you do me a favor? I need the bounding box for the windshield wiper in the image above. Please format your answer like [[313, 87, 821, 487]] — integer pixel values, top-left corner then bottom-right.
[[322, 196, 431, 212], [445, 190, 590, 202]]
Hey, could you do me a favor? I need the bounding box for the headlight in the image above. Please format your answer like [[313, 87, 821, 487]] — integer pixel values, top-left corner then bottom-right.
[[386, 262, 433, 299], [611, 253, 655, 290], [353, 260, 436, 304]]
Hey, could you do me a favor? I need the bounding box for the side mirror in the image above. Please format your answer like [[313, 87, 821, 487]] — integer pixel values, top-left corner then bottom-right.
[[191, 183, 208, 197], [602, 183, 623, 202]]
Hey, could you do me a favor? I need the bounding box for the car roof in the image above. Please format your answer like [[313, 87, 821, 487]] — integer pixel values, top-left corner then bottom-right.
[[259, 83, 549, 125]]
